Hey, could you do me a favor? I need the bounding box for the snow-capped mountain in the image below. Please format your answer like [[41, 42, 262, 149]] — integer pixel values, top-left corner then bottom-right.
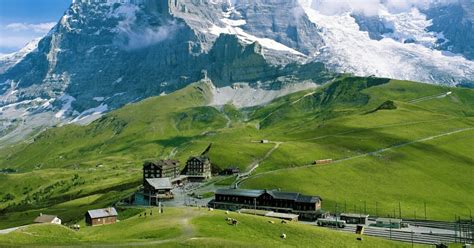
[[0, 0, 473, 144]]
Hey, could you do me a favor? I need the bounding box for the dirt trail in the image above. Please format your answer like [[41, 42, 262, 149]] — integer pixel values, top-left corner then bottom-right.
[[233, 141, 283, 188]]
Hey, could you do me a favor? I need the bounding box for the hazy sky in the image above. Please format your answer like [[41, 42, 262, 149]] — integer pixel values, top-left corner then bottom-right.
[[0, 0, 71, 54]]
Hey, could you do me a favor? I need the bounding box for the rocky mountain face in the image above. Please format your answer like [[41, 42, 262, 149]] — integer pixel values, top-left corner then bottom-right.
[[1, 0, 474, 145], [423, 0, 474, 60], [0, 0, 330, 145]]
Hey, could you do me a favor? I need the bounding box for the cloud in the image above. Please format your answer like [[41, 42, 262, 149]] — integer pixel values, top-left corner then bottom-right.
[[0, 35, 38, 52], [118, 22, 183, 50], [5, 22, 56, 33], [113, 5, 183, 50], [0, 22, 55, 53]]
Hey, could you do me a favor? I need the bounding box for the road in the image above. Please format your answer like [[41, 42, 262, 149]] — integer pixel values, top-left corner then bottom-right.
[[408, 91, 452, 104], [0, 225, 27, 234], [233, 141, 283, 188]]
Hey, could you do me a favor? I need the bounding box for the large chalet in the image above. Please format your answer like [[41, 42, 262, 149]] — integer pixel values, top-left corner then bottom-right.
[[143, 160, 180, 180], [183, 144, 213, 180], [210, 189, 323, 220]]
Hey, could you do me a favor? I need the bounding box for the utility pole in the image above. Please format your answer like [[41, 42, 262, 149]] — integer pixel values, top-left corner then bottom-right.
[[389, 220, 392, 240], [375, 202, 378, 217], [398, 202, 402, 219], [424, 202, 427, 220], [254, 198, 256, 214], [454, 214, 458, 243]]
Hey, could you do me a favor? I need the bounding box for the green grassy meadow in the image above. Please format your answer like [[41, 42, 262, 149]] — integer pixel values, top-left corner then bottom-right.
[[0, 76, 472, 234], [0, 207, 422, 247]]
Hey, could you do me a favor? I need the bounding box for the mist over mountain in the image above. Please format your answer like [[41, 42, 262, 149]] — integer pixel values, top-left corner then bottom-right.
[[0, 0, 473, 145]]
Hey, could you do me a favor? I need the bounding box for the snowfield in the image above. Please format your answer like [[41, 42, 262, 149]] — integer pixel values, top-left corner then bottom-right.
[[302, 7, 474, 85]]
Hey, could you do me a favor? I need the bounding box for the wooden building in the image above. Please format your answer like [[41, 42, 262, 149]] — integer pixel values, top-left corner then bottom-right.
[[340, 213, 369, 225], [85, 207, 118, 226], [184, 156, 211, 180], [143, 178, 173, 204], [143, 160, 180, 180], [34, 214, 61, 225], [210, 189, 323, 220]]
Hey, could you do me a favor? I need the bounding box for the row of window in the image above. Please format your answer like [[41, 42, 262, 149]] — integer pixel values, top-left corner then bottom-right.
[[216, 196, 316, 211]]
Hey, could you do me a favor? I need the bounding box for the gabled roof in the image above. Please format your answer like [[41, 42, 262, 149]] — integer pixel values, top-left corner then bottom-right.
[[187, 156, 210, 163], [295, 194, 321, 204], [144, 160, 179, 169], [146, 178, 172, 190], [267, 191, 299, 201], [34, 214, 58, 223], [87, 207, 118, 219]]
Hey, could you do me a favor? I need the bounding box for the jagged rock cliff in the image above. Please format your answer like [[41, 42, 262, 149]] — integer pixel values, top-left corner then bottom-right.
[[0, 0, 331, 144], [1, 0, 474, 145]]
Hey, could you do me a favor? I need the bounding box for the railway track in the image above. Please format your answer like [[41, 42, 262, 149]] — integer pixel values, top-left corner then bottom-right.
[[337, 226, 459, 245]]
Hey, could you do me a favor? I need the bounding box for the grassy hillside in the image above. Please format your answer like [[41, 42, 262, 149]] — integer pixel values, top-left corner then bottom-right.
[[0, 207, 422, 247], [0, 76, 473, 229]]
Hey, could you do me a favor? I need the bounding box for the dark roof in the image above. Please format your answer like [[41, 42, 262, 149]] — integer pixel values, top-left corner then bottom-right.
[[87, 207, 118, 219], [267, 191, 299, 201], [187, 156, 210, 163], [296, 194, 321, 204], [34, 214, 58, 223], [215, 189, 321, 204], [144, 160, 179, 169]]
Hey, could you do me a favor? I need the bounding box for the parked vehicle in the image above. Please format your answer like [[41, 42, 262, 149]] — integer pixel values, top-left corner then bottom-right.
[[316, 218, 346, 228]]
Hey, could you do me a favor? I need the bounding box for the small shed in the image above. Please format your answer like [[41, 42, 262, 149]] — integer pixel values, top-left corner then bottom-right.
[[340, 213, 369, 225], [375, 218, 402, 229], [85, 207, 118, 226], [34, 214, 61, 225]]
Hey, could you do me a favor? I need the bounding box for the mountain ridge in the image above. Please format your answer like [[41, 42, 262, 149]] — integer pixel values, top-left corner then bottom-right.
[[1, 0, 474, 145]]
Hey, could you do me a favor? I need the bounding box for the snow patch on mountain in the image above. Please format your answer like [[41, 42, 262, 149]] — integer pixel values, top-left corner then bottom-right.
[[54, 95, 76, 119], [208, 11, 306, 57], [302, 7, 474, 85], [70, 103, 108, 124]]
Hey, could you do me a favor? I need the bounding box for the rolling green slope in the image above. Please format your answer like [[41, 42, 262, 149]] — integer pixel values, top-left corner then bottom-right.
[[0, 208, 421, 247], [0, 76, 473, 229]]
